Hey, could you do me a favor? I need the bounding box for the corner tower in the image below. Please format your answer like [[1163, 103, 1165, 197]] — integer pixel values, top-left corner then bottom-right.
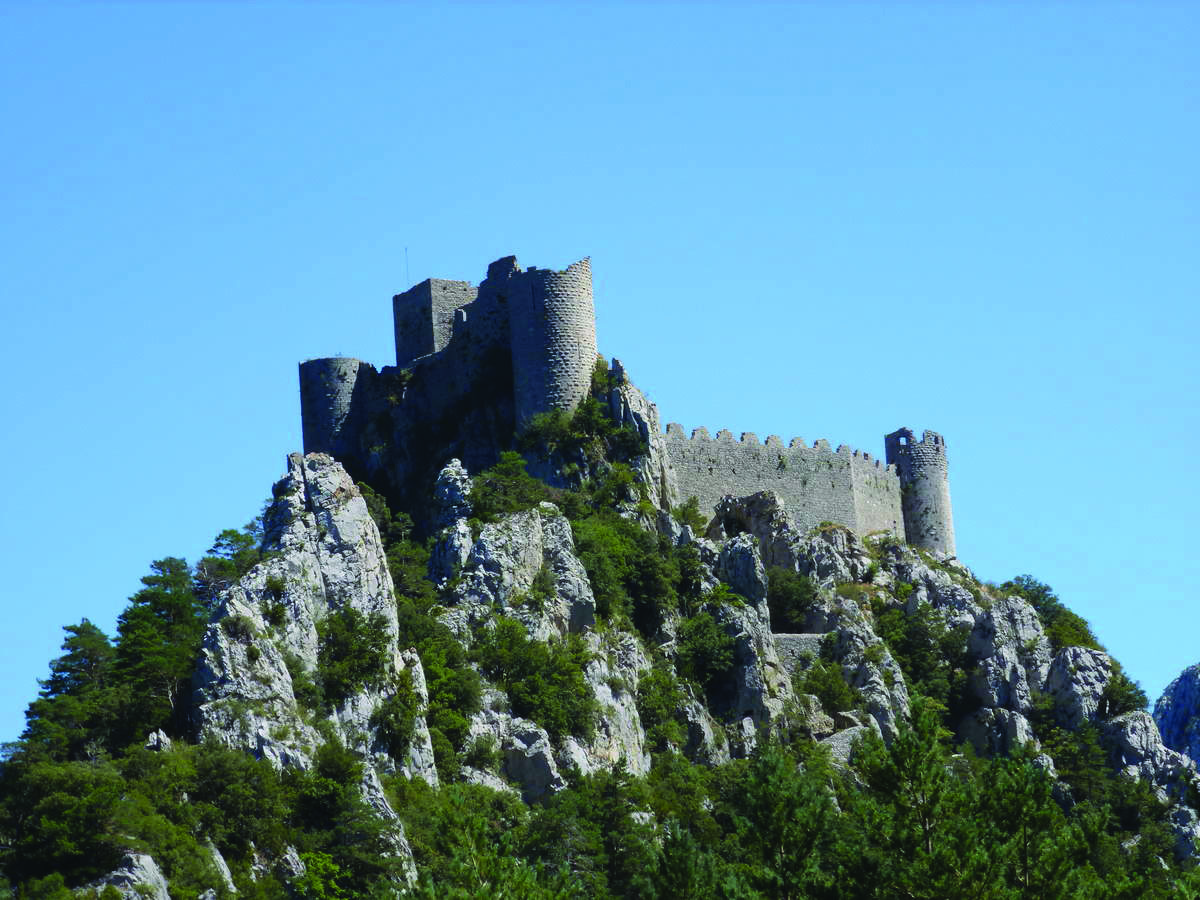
[[885, 428, 956, 557], [299, 357, 367, 455], [506, 257, 597, 427]]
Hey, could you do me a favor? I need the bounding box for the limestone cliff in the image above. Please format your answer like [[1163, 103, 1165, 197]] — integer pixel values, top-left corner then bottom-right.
[[192, 452, 426, 883], [1156, 664, 1200, 764], [85, 451, 1200, 894]]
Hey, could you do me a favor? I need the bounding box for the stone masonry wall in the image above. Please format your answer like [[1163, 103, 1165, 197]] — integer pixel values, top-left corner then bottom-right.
[[508, 258, 597, 427], [299, 357, 369, 455], [885, 429, 955, 556], [393, 279, 478, 367], [663, 427, 905, 539], [851, 454, 907, 537], [298, 254, 950, 550]]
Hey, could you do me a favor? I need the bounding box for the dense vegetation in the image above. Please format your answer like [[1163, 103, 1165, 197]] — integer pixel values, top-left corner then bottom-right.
[[2, 397, 1196, 898]]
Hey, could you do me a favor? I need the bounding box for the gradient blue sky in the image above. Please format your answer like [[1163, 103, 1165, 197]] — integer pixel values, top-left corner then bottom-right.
[[1, 2, 1197, 743]]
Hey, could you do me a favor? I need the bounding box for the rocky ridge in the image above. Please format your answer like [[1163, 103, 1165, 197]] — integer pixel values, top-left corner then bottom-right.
[[97, 432, 1200, 892]]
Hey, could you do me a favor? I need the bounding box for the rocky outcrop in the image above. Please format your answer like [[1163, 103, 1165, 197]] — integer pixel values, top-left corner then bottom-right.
[[968, 596, 1051, 716], [829, 605, 910, 744], [1101, 711, 1195, 797], [179, 454, 1200, 881], [84, 852, 171, 900], [440, 502, 596, 642], [466, 698, 565, 803], [433, 458, 472, 528], [707, 493, 874, 587], [191, 453, 422, 879], [717, 533, 768, 605], [709, 596, 791, 729], [429, 459, 475, 588], [576, 630, 652, 775], [606, 360, 673, 513], [442, 500, 652, 787], [679, 686, 731, 765], [1155, 663, 1200, 763], [1046, 647, 1113, 729], [959, 707, 1037, 757]]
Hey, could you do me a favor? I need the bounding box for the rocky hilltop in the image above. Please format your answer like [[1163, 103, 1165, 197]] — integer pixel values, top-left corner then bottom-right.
[[6, 370, 1200, 898]]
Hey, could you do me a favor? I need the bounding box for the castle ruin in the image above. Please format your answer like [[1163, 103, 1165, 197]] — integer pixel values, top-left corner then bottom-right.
[[298, 255, 956, 557]]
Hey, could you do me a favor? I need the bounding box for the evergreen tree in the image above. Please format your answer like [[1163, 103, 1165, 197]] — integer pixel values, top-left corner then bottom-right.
[[113, 558, 207, 743], [21, 620, 120, 761]]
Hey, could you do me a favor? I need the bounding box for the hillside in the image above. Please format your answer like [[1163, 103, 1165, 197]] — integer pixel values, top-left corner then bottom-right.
[[4, 368, 1200, 899]]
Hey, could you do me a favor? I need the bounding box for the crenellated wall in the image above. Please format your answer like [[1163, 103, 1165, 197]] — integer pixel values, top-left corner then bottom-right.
[[663, 425, 906, 539], [297, 254, 955, 552]]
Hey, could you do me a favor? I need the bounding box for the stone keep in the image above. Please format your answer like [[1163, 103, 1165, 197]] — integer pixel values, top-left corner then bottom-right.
[[298, 254, 957, 556]]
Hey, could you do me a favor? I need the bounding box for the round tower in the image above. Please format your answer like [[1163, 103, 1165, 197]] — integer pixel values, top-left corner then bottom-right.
[[508, 257, 597, 427], [884, 428, 956, 558], [298, 357, 365, 455]]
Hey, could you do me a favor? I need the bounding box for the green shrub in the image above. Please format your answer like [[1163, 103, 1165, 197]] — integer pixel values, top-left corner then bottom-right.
[[265, 574, 286, 600], [672, 496, 709, 533], [470, 452, 553, 522], [676, 612, 735, 699], [875, 603, 970, 715], [371, 670, 421, 759], [570, 512, 682, 634], [316, 607, 390, 705], [795, 657, 860, 713], [766, 568, 819, 632], [263, 598, 288, 628], [283, 651, 322, 711], [522, 563, 557, 614], [472, 617, 597, 741], [1099, 663, 1148, 718], [461, 734, 502, 773], [636, 659, 687, 752], [221, 613, 257, 641], [517, 362, 647, 468], [1001, 575, 1101, 653]]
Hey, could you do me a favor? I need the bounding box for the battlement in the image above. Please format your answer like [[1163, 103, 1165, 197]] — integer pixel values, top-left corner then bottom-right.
[[662, 421, 906, 540], [885, 427, 955, 556], [663, 424, 896, 472], [297, 254, 954, 553]]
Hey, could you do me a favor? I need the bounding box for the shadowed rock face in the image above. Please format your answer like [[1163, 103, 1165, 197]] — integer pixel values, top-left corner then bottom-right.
[[1156, 664, 1200, 763]]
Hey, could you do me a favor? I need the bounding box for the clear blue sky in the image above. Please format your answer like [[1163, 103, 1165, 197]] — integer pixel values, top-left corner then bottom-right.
[[1, 2, 1196, 743]]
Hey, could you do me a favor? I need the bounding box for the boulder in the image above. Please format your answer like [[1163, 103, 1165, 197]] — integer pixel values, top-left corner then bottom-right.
[[1046, 647, 1113, 728], [717, 533, 768, 605], [1101, 711, 1195, 798], [958, 707, 1038, 758], [821, 725, 874, 765]]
